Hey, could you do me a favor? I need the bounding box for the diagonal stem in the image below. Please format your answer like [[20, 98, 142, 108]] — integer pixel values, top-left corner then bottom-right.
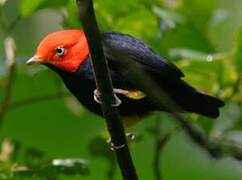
[[76, 0, 138, 179]]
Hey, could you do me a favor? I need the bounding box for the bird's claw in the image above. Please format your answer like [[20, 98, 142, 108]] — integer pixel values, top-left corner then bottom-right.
[[112, 93, 122, 107], [93, 89, 102, 104], [93, 89, 122, 107], [126, 132, 136, 141], [107, 138, 125, 151], [107, 132, 136, 151]]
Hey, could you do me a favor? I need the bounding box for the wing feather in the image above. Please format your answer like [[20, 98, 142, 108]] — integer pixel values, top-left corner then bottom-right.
[[102, 32, 184, 79]]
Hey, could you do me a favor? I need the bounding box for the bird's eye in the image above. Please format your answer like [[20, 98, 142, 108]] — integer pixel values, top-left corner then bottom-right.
[[55, 46, 65, 56]]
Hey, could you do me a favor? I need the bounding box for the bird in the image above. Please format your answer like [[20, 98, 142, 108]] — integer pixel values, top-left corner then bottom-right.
[[27, 29, 224, 126]]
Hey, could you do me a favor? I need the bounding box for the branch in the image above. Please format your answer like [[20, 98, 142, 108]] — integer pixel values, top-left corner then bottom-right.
[[153, 135, 169, 180], [153, 118, 170, 180], [0, 37, 16, 125], [76, 0, 138, 180]]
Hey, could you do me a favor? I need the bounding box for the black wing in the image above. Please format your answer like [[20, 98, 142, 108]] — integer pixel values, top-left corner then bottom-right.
[[101, 32, 224, 118], [102, 31, 184, 80]]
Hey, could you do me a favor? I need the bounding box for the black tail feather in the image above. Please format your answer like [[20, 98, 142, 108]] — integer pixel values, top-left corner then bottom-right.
[[191, 93, 224, 118], [163, 80, 225, 118]]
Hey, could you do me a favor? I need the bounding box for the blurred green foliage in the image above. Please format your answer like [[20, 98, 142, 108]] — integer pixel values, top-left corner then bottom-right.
[[0, 0, 242, 179]]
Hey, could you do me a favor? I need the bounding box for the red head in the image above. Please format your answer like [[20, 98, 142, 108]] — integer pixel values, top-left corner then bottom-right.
[[27, 30, 89, 73]]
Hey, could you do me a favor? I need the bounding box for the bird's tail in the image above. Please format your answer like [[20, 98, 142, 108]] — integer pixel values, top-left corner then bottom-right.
[[187, 92, 224, 118], [164, 80, 224, 118]]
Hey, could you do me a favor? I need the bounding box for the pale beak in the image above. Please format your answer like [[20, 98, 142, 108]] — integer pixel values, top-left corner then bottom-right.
[[26, 55, 44, 65]]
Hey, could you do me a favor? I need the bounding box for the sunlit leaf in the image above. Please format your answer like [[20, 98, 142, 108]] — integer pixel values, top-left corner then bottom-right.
[[20, 0, 45, 17], [38, 0, 68, 9], [63, 0, 81, 28], [20, 0, 69, 17], [0, 0, 7, 6]]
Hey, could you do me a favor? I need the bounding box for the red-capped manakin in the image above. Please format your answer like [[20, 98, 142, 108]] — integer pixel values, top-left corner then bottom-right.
[[27, 30, 224, 126]]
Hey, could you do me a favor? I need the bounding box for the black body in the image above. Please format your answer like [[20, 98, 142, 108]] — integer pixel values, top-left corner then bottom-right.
[[50, 32, 224, 118]]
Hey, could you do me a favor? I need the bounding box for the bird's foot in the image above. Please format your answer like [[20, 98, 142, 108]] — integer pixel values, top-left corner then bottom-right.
[[107, 132, 136, 151], [107, 139, 125, 151], [93, 89, 122, 107], [126, 132, 136, 141], [93, 89, 102, 104]]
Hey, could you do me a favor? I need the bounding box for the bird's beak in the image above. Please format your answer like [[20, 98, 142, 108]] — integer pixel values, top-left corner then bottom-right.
[[26, 55, 44, 65]]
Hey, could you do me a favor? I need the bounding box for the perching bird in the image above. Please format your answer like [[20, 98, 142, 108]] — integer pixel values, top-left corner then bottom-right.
[[27, 30, 224, 124]]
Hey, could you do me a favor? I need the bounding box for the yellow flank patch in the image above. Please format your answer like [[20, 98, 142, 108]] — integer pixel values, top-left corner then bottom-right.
[[124, 90, 146, 100], [123, 115, 141, 128]]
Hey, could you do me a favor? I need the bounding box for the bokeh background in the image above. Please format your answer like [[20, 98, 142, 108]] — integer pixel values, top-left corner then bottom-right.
[[0, 0, 242, 179]]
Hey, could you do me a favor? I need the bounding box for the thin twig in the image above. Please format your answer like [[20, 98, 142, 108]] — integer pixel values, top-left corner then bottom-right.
[[0, 10, 21, 126], [76, 0, 138, 180], [0, 37, 16, 125], [153, 118, 162, 180], [153, 134, 169, 180], [152, 116, 173, 180]]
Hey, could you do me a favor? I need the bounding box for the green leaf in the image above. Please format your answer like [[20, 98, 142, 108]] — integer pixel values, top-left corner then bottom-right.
[[20, 0, 69, 17], [169, 48, 237, 93], [20, 0, 45, 17], [207, 0, 242, 51], [160, 25, 214, 52], [38, 0, 68, 9], [63, 0, 81, 28], [179, 0, 216, 31]]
